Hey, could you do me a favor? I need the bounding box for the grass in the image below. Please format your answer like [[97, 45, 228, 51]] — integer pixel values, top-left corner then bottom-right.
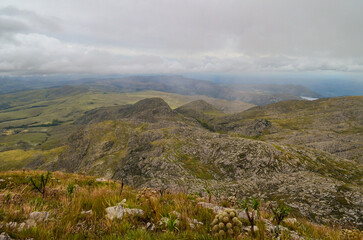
[[0, 170, 358, 239]]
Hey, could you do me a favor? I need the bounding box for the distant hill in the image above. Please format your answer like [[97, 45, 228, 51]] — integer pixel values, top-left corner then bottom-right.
[[214, 96, 363, 163], [85, 75, 307, 105], [0, 75, 322, 106], [225, 83, 323, 98], [76, 98, 180, 125]]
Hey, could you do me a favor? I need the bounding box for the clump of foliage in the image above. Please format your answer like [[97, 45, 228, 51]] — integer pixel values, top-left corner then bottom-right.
[[66, 182, 75, 198], [210, 208, 242, 238], [30, 171, 51, 198], [161, 213, 180, 232], [240, 198, 260, 238], [270, 203, 290, 225]]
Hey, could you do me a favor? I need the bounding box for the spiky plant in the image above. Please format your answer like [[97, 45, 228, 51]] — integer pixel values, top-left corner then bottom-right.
[[240, 198, 260, 238], [30, 171, 51, 198]]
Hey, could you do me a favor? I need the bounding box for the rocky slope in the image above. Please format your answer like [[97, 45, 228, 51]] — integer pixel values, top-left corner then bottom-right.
[[21, 98, 359, 229], [1, 97, 362, 229], [213, 96, 363, 164]]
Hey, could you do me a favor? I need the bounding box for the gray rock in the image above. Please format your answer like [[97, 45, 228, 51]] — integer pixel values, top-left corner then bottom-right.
[[0, 232, 12, 240], [29, 211, 49, 222], [96, 177, 107, 182], [80, 210, 92, 215], [197, 202, 226, 213], [146, 222, 155, 231], [243, 225, 259, 232], [106, 203, 144, 220]]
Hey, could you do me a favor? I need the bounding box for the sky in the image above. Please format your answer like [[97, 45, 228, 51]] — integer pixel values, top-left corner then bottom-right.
[[0, 0, 362, 76]]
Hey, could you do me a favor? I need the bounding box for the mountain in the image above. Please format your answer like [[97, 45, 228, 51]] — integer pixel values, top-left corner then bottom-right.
[[76, 98, 180, 125], [2, 97, 362, 228], [1, 75, 322, 106], [85, 75, 308, 105], [221, 83, 323, 98], [213, 96, 363, 164]]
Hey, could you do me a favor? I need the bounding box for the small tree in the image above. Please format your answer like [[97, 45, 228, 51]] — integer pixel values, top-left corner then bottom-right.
[[270, 204, 290, 225], [240, 198, 260, 238], [30, 171, 51, 198]]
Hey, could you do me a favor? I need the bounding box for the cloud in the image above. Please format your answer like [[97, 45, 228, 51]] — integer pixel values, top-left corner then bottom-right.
[[0, 1, 362, 76]]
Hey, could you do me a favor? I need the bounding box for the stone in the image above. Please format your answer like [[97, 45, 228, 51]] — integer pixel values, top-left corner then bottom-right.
[[5, 222, 17, 229], [0, 232, 12, 240], [189, 219, 203, 229], [197, 202, 226, 213], [0, 179, 5, 182], [146, 222, 155, 231], [81, 210, 92, 215], [243, 226, 258, 232], [106, 203, 144, 220], [284, 218, 297, 224], [24, 219, 36, 228], [96, 177, 108, 182], [29, 211, 49, 222]]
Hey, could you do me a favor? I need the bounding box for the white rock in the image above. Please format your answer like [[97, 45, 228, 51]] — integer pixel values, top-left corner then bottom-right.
[[197, 202, 226, 213], [96, 177, 107, 182], [17, 222, 26, 231], [0, 232, 12, 240], [0, 179, 5, 182], [243, 226, 259, 232], [106, 204, 144, 220], [29, 211, 49, 222], [284, 218, 297, 224], [146, 222, 155, 231], [24, 219, 36, 228], [81, 210, 92, 215], [5, 222, 17, 229]]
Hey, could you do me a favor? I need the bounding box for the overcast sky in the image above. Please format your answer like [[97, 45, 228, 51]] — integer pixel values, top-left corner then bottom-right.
[[0, 0, 362, 76]]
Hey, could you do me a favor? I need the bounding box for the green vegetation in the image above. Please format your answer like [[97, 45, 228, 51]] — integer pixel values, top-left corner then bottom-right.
[[0, 170, 358, 240], [270, 204, 290, 226], [240, 198, 260, 238], [30, 171, 51, 198]]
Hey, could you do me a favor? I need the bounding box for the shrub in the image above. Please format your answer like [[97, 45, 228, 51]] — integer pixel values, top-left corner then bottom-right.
[[67, 183, 75, 198], [270, 203, 290, 226], [30, 171, 51, 198], [240, 198, 260, 238], [211, 208, 242, 238]]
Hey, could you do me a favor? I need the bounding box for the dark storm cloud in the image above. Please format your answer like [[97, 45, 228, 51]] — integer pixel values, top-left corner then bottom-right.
[[0, 0, 362, 75]]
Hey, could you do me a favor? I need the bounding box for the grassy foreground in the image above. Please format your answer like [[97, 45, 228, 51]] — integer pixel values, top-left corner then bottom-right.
[[0, 170, 360, 240]]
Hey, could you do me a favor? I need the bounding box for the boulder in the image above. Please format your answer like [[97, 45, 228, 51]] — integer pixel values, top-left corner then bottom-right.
[[0, 233, 12, 240], [106, 203, 144, 220], [29, 211, 49, 222]]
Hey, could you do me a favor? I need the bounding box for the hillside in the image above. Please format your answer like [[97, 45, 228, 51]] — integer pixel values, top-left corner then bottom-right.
[[1, 98, 362, 230], [1, 170, 362, 240], [0, 87, 253, 153], [213, 96, 363, 163]]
